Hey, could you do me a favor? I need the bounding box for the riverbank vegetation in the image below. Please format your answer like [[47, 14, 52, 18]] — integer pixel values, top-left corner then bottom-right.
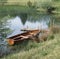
[[1, 33, 60, 59], [0, 0, 60, 59], [0, 0, 60, 17]]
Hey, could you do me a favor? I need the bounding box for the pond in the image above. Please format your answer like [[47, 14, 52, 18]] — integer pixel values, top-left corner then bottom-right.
[[0, 13, 59, 57], [7, 14, 50, 37]]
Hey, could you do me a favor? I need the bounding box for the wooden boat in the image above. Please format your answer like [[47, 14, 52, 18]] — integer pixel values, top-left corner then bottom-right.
[[7, 30, 40, 45]]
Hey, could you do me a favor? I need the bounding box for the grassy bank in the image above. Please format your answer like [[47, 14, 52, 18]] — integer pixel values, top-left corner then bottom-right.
[[0, 5, 47, 18], [0, 0, 60, 59], [0, 0, 60, 17], [0, 5, 29, 17], [1, 33, 60, 59]]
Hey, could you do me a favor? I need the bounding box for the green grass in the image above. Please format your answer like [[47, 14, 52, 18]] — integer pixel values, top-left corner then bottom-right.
[[0, 0, 60, 17], [0, 0, 60, 59], [1, 33, 60, 59], [0, 5, 29, 17], [0, 5, 47, 18]]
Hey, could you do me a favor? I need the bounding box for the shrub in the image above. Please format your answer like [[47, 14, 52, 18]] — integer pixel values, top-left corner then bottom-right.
[[27, 1, 32, 7]]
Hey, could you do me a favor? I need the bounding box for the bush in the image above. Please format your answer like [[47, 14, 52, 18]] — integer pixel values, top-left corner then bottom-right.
[[27, 1, 37, 8], [27, 1, 32, 7]]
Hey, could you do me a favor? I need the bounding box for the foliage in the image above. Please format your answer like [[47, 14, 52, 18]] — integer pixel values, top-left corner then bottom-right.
[[27, 1, 32, 7], [27, 1, 37, 9]]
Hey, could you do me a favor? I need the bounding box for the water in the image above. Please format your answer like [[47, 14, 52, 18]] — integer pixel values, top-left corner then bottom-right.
[[0, 14, 51, 57], [7, 14, 50, 37]]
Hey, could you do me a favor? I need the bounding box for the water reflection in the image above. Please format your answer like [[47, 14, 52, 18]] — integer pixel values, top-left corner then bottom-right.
[[24, 20, 48, 29], [0, 14, 51, 56], [8, 16, 23, 37], [8, 15, 50, 37]]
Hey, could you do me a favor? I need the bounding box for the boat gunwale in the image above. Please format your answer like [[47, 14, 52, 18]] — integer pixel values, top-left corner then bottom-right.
[[7, 30, 40, 39]]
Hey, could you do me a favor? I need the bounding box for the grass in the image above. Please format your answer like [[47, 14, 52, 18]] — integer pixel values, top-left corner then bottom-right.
[[0, 5, 29, 17], [1, 33, 60, 59], [0, 5, 47, 18], [0, 0, 60, 59], [0, 0, 60, 15], [7, 0, 52, 5], [0, 0, 60, 17]]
